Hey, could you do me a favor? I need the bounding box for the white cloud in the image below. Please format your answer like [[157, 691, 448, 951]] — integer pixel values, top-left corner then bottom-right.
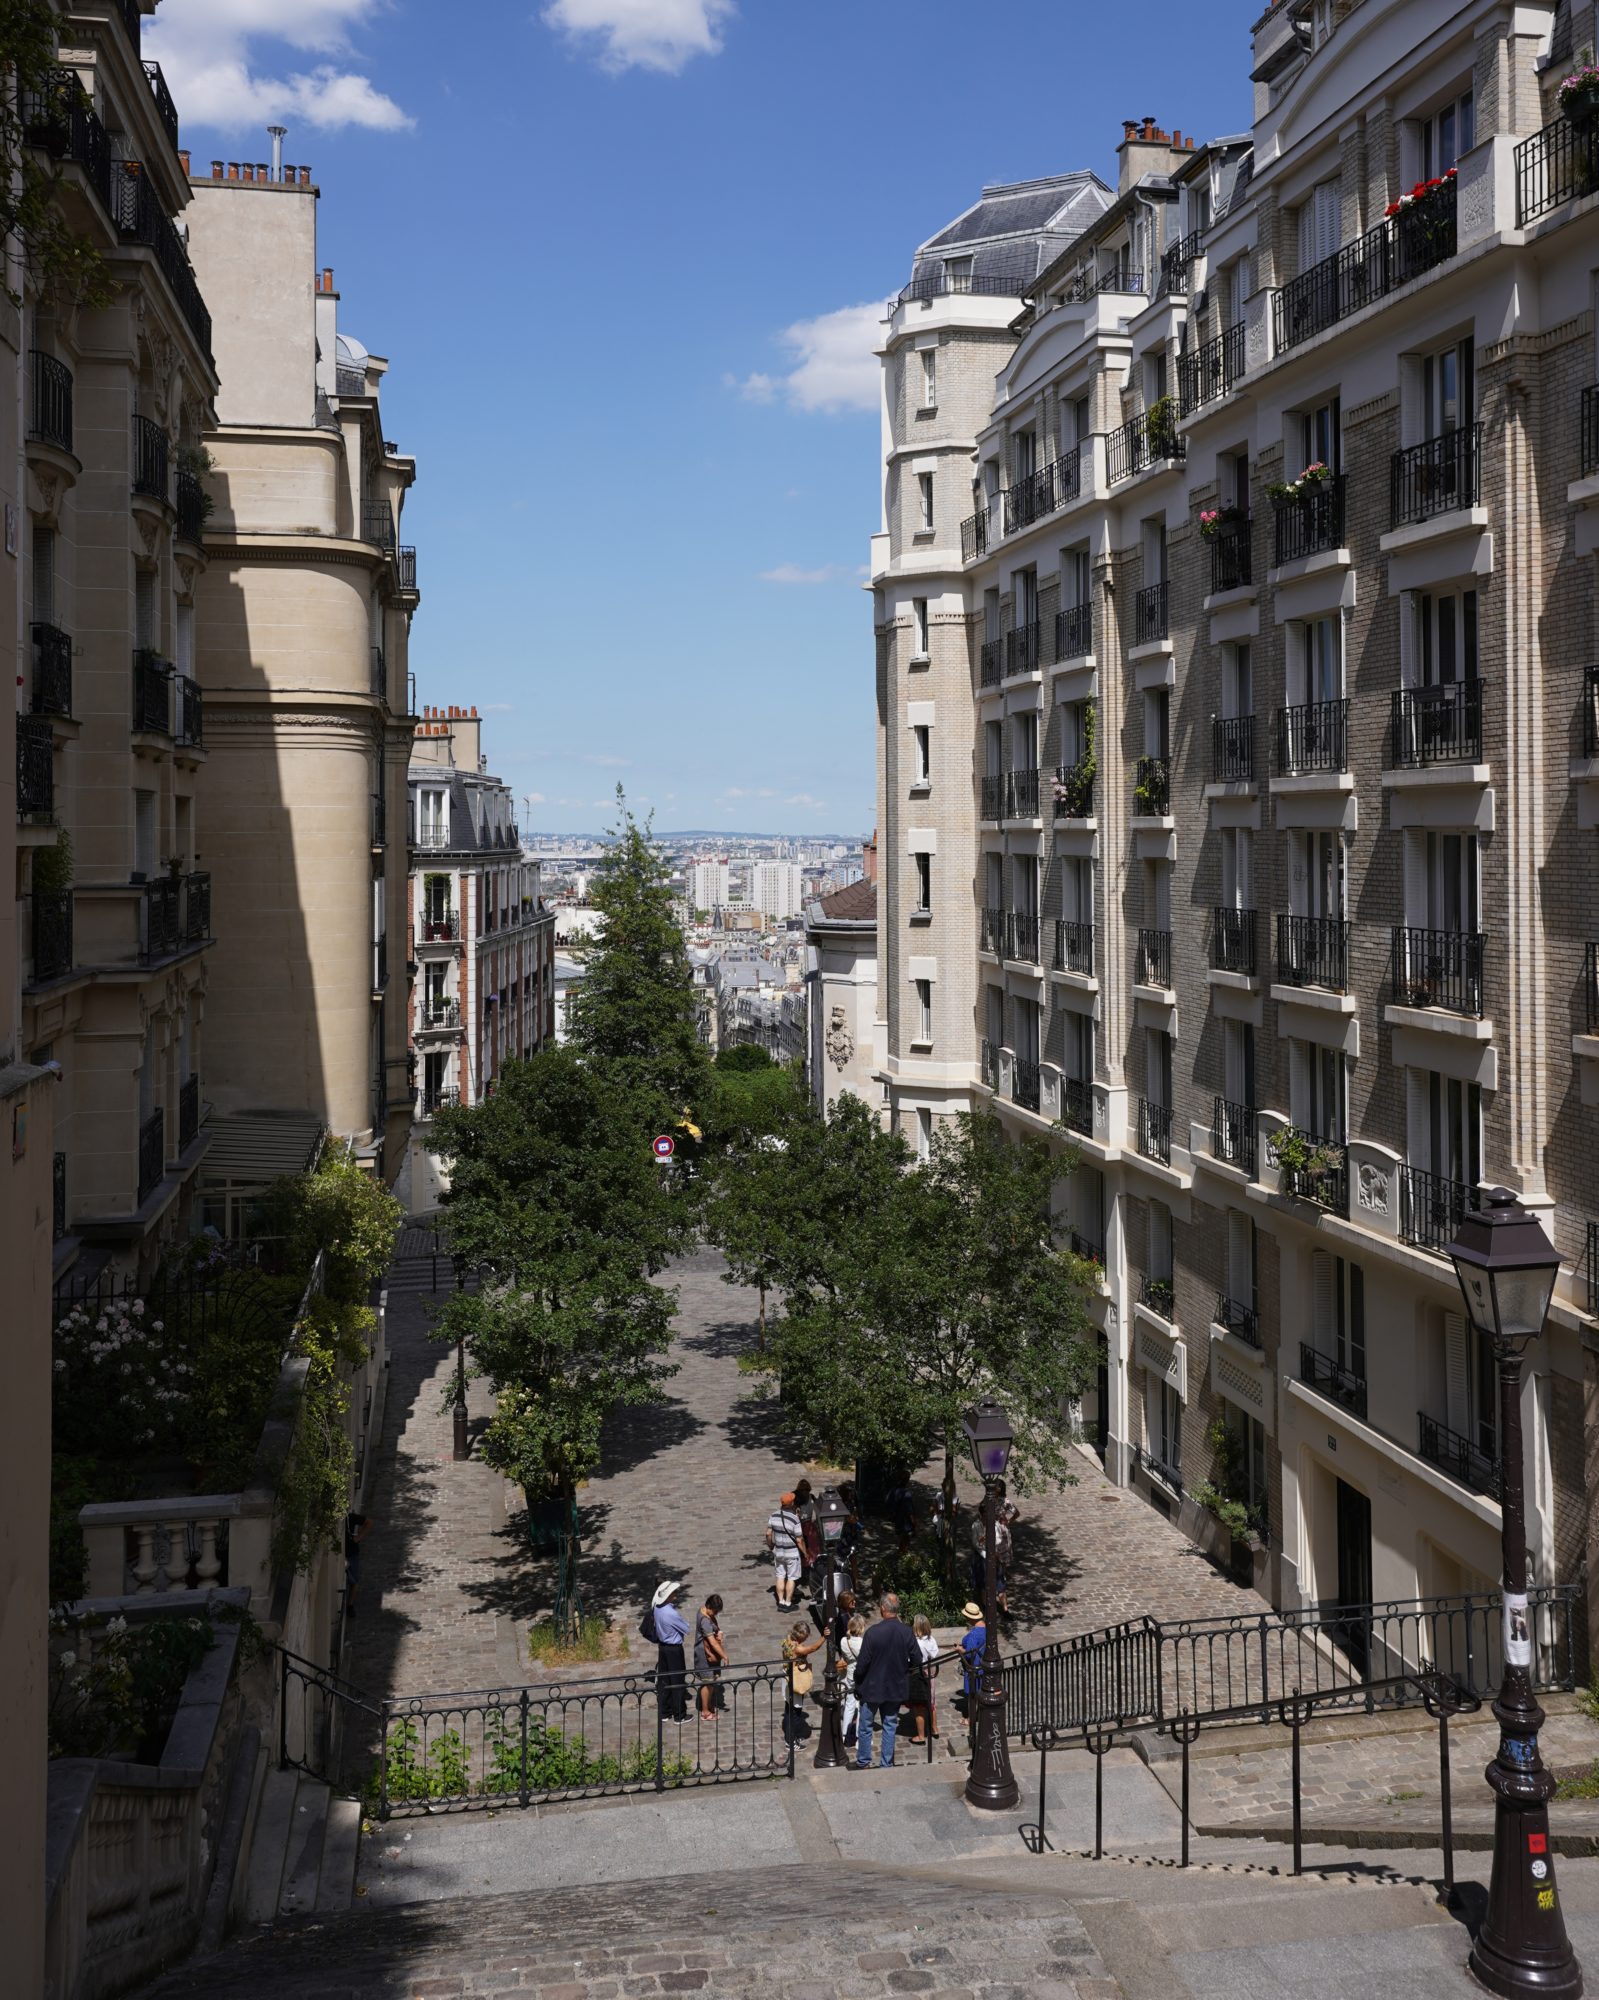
[[726, 370, 774, 404], [733, 303, 882, 416], [759, 563, 852, 586], [542, 0, 735, 74], [145, 1, 411, 133], [523, 791, 546, 804], [785, 793, 827, 810], [721, 787, 777, 800]]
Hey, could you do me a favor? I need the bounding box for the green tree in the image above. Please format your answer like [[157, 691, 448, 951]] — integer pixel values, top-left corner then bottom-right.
[[261, 1139, 402, 1302], [567, 790, 709, 1119], [1, 2, 113, 309]]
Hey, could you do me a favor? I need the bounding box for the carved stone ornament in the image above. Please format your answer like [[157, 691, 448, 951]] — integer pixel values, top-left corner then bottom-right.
[[1357, 1163, 1390, 1214], [136, 515, 161, 562], [825, 1005, 854, 1071]]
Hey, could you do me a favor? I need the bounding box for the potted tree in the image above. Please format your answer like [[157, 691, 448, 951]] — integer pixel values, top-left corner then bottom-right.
[[1191, 1418, 1265, 1584]]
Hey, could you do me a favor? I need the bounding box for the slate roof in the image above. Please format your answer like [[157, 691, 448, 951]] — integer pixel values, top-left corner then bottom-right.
[[816, 879, 876, 923], [907, 174, 1113, 297]]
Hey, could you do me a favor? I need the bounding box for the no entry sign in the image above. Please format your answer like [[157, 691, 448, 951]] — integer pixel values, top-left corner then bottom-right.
[[652, 1134, 675, 1161]]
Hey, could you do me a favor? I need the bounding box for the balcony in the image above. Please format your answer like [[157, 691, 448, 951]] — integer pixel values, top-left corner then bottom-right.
[[1069, 1227, 1105, 1268], [17, 716, 54, 822], [980, 906, 1005, 956], [420, 1084, 461, 1119], [1053, 760, 1094, 819], [371, 646, 386, 698], [413, 822, 452, 851], [132, 413, 168, 500], [1133, 754, 1170, 816], [1054, 919, 1093, 976], [1140, 1274, 1175, 1320], [174, 675, 203, 749], [1391, 926, 1485, 1017], [961, 508, 991, 564], [398, 546, 418, 592], [371, 793, 387, 848], [1207, 515, 1252, 594], [1059, 1074, 1094, 1136], [1399, 1162, 1473, 1256], [979, 637, 1003, 688], [1275, 1127, 1348, 1213], [1133, 579, 1169, 646], [362, 501, 395, 550], [1005, 767, 1040, 819], [1108, 406, 1185, 484], [184, 870, 210, 943], [1159, 231, 1200, 296], [980, 1038, 999, 1090], [178, 1073, 200, 1152], [141, 59, 179, 156], [31, 889, 72, 982], [1392, 425, 1480, 528], [53, 1151, 66, 1242], [133, 649, 172, 735], [1589, 1219, 1598, 1317], [373, 933, 389, 993], [137, 1107, 165, 1206], [24, 69, 111, 219], [1300, 1343, 1366, 1420], [1136, 1097, 1172, 1165], [1276, 913, 1350, 993], [31, 622, 72, 719], [897, 266, 1025, 306], [1585, 667, 1599, 757], [112, 167, 212, 359], [1390, 679, 1482, 767], [420, 1000, 462, 1033], [1178, 323, 1245, 414], [1272, 475, 1345, 565], [1136, 927, 1172, 989], [1272, 176, 1457, 353], [1005, 910, 1040, 964], [1583, 386, 1599, 480], [1515, 114, 1599, 227], [1005, 621, 1042, 677], [1417, 1411, 1498, 1498], [1211, 1095, 1256, 1175], [1586, 942, 1598, 1034], [1218, 1295, 1262, 1349], [1212, 907, 1257, 977], [1003, 461, 1066, 535], [419, 913, 461, 944], [1275, 697, 1348, 776], [1010, 1056, 1041, 1113], [175, 467, 205, 544], [141, 878, 181, 960], [1211, 714, 1255, 783], [1056, 600, 1092, 660], [980, 774, 1003, 821], [28, 351, 72, 452]]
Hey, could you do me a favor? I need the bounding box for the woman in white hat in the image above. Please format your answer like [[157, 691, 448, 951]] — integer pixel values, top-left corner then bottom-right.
[[648, 1580, 689, 1720]]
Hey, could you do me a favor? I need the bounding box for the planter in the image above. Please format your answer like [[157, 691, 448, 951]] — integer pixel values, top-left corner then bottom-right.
[[1562, 84, 1599, 129]]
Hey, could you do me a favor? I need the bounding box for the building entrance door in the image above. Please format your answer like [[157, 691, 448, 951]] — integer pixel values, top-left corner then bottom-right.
[[1334, 1477, 1373, 1674]]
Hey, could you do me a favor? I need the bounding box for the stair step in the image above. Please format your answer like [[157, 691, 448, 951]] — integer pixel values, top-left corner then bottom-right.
[[315, 1796, 363, 1913], [240, 1768, 299, 1928], [277, 1778, 331, 1920]]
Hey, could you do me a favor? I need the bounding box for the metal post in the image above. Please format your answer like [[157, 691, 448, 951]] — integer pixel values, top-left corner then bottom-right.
[[1438, 1704, 1454, 1905], [964, 1480, 1020, 1810], [1290, 1697, 1303, 1877], [278, 1649, 289, 1769], [452, 1255, 469, 1461], [378, 1700, 391, 1822], [1173, 1712, 1201, 1869], [813, 1556, 844, 1770], [1258, 1615, 1270, 1723], [1096, 1742, 1104, 1858], [656, 1687, 665, 1793], [519, 1689, 530, 1811], [1038, 1736, 1050, 1852]]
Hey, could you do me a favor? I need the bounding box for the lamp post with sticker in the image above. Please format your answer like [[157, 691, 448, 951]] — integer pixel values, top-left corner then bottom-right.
[[1447, 1190, 1582, 1999]]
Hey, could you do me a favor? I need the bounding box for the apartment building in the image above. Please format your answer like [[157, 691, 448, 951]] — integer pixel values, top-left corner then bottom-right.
[[751, 858, 805, 922], [871, 0, 1599, 1653], [804, 877, 883, 1117], [16, 2, 217, 1291], [408, 704, 555, 1202], [691, 857, 731, 910]]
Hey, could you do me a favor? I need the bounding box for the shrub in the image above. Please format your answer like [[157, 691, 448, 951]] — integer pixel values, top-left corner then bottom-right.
[[262, 1140, 402, 1304], [48, 1610, 213, 1761]]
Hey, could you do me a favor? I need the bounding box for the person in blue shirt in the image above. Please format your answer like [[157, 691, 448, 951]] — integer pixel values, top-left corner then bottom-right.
[[958, 1601, 987, 1708], [649, 1580, 690, 1720]]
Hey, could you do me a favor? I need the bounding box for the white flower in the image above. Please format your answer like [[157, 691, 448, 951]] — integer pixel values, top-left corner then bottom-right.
[[96, 1318, 108, 1333], [53, 1359, 66, 1373], [131, 1300, 145, 1315], [152, 1321, 164, 1333], [106, 1616, 127, 1635], [58, 1651, 75, 1669], [120, 1363, 132, 1376]]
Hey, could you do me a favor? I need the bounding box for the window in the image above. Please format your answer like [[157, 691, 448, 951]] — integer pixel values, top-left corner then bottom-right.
[[1010, 708, 1038, 774], [1059, 700, 1092, 769], [1419, 89, 1475, 178], [1063, 544, 1091, 612], [1223, 1018, 1257, 1108], [1013, 994, 1041, 1063], [1149, 1200, 1173, 1284], [1151, 1378, 1183, 1480], [135, 568, 155, 650], [1227, 1211, 1258, 1319], [911, 723, 931, 788], [913, 851, 931, 913], [916, 1106, 932, 1162], [1063, 394, 1091, 452], [1312, 1251, 1366, 1379], [1297, 181, 1342, 272], [1220, 826, 1254, 911], [1223, 1403, 1268, 1515], [32, 524, 54, 625], [1062, 854, 1092, 924], [1293, 1040, 1347, 1142], [134, 789, 156, 879], [175, 601, 194, 678], [1143, 517, 1168, 586], [1300, 394, 1341, 474], [914, 978, 933, 1044], [1189, 184, 1212, 236], [945, 256, 973, 292], [1291, 616, 1342, 707], [1408, 1069, 1482, 1186], [1012, 427, 1037, 484], [1144, 351, 1168, 408], [1146, 1027, 1173, 1112], [1144, 686, 1170, 759], [1227, 256, 1249, 328], [917, 471, 934, 532], [1422, 337, 1473, 441], [1293, 828, 1346, 919], [912, 597, 929, 655], [983, 717, 1002, 779], [1403, 829, 1479, 932], [1062, 1007, 1092, 1081], [920, 348, 937, 409], [1223, 641, 1253, 719], [983, 586, 1000, 644]]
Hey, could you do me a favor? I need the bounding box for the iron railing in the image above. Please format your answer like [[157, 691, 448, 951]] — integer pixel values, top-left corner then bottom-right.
[[1137, 1097, 1172, 1164], [1585, 666, 1599, 757], [184, 870, 211, 943], [1391, 926, 1484, 1016], [978, 637, 1003, 688], [1011, 1056, 1041, 1113], [980, 774, 1003, 821], [1136, 927, 1172, 988], [1588, 1219, 1598, 1317], [336, 364, 368, 398], [1274, 1127, 1348, 1214], [116, 0, 141, 48], [178, 1073, 200, 1151], [175, 468, 205, 543], [980, 1038, 999, 1091], [1056, 600, 1092, 659], [137, 1107, 165, 1205], [897, 267, 1024, 305], [371, 793, 388, 848], [1006, 767, 1040, 818], [112, 167, 212, 358], [133, 650, 172, 734], [1005, 620, 1042, 676], [371, 646, 386, 697], [1212, 1096, 1256, 1175], [1418, 1412, 1499, 1498], [1140, 1274, 1175, 1319], [1586, 942, 1599, 1034], [141, 60, 179, 155], [1391, 679, 1482, 766], [1006, 910, 1040, 963], [1133, 579, 1169, 645], [1053, 760, 1094, 818], [420, 913, 461, 943], [1108, 408, 1185, 484], [373, 934, 389, 992], [1133, 753, 1170, 816], [1059, 1075, 1094, 1136], [1211, 906, 1257, 976], [1515, 115, 1599, 226], [398, 546, 417, 592], [1208, 514, 1252, 593], [1159, 231, 1201, 295], [1054, 919, 1093, 975], [1276, 913, 1350, 992], [24, 70, 111, 217], [1060, 264, 1145, 304], [1300, 1343, 1366, 1420], [420, 1085, 461, 1117], [1272, 474, 1345, 564], [174, 675, 203, 747], [31, 622, 72, 718], [1392, 424, 1479, 527], [53, 1152, 67, 1242], [961, 508, 991, 564], [1273, 178, 1457, 353], [142, 878, 181, 960], [1211, 714, 1255, 783], [1068, 1228, 1104, 1268], [420, 1000, 462, 1031], [132, 413, 168, 498], [1275, 697, 1348, 775], [1218, 1295, 1262, 1348], [31, 889, 72, 982], [17, 715, 54, 821], [1399, 1163, 1474, 1256], [1004, 460, 1064, 535], [1583, 385, 1599, 480], [28, 351, 72, 451], [362, 501, 395, 549], [979, 906, 1005, 956], [1178, 323, 1246, 413]]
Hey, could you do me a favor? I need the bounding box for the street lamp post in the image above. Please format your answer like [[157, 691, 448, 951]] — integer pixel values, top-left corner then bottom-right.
[[962, 1399, 1019, 1811], [451, 1252, 470, 1462], [813, 1487, 848, 1770], [1446, 1188, 1582, 2000]]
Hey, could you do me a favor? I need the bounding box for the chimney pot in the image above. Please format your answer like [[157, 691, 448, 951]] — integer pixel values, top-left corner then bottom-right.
[[1172, 129, 1182, 147], [471, 706, 478, 717], [299, 165, 311, 185], [257, 163, 268, 180], [322, 265, 333, 291], [1123, 120, 1138, 141], [227, 162, 239, 180], [1142, 117, 1155, 140], [179, 149, 190, 174], [211, 160, 223, 178]]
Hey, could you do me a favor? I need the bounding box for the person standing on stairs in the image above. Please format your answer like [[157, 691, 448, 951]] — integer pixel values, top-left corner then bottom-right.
[[650, 1579, 690, 1722], [852, 1592, 921, 1770]]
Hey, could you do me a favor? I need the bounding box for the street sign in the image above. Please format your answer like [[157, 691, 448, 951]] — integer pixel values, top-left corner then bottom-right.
[[652, 1134, 675, 1161]]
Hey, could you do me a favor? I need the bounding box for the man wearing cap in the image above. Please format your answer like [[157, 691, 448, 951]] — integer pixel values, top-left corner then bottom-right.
[[650, 1580, 689, 1721]]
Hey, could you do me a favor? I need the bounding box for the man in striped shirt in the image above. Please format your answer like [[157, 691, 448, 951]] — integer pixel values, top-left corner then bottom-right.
[[765, 1492, 804, 1609]]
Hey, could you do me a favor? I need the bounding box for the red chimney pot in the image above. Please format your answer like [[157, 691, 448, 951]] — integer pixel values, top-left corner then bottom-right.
[[211, 160, 223, 178], [322, 266, 333, 291], [227, 163, 239, 180], [179, 149, 190, 174]]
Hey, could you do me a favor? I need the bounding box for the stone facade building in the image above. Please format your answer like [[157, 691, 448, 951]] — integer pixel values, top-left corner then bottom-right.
[[805, 878, 883, 1120], [871, 0, 1599, 1652]]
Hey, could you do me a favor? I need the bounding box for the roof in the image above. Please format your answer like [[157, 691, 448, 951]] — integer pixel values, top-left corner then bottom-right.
[[817, 879, 876, 922], [907, 173, 1113, 297], [199, 1111, 324, 1190]]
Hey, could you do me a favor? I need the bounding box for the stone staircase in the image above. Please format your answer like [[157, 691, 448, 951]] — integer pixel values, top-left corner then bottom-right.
[[240, 1768, 361, 1927]]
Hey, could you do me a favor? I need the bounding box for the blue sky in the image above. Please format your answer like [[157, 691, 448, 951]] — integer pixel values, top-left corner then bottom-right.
[[148, 1, 1251, 836]]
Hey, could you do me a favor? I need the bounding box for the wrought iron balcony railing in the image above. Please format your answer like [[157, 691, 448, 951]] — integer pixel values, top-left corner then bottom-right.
[[175, 467, 205, 543], [1585, 942, 1598, 1034], [28, 351, 72, 452], [1300, 1343, 1366, 1419], [1211, 713, 1255, 783], [1208, 514, 1252, 593], [1136, 927, 1172, 989], [1212, 1096, 1256, 1175], [1133, 753, 1170, 816], [1276, 913, 1350, 992], [1053, 760, 1094, 818], [133, 649, 172, 735], [398, 546, 418, 592], [1108, 407, 1185, 483], [421, 1000, 462, 1031], [1391, 926, 1485, 1017], [1515, 114, 1599, 226], [1004, 460, 1064, 535], [31, 622, 71, 717], [1589, 1218, 1599, 1317], [1140, 1274, 1176, 1319], [371, 645, 386, 697], [961, 508, 991, 564], [1276, 697, 1348, 775], [420, 913, 461, 943], [1272, 474, 1345, 564], [980, 774, 1003, 822], [53, 1150, 66, 1242], [1054, 919, 1093, 976], [1418, 1410, 1498, 1498], [24, 69, 111, 218], [979, 637, 1003, 688], [1583, 385, 1599, 481], [1391, 679, 1482, 766], [112, 167, 212, 359], [1005, 766, 1040, 819], [1399, 1162, 1474, 1255], [1010, 1056, 1041, 1113], [1586, 666, 1599, 758], [362, 500, 395, 550], [1219, 1295, 1263, 1349], [141, 59, 179, 155], [1068, 1227, 1105, 1268], [1005, 620, 1042, 676], [980, 906, 1005, 956], [184, 870, 211, 943], [980, 1038, 999, 1090], [1275, 1127, 1348, 1213], [1178, 322, 1245, 413], [174, 674, 203, 748], [1212, 906, 1257, 976], [1137, 1097, 1173, 1165], [1006, 910, 1040, 964], [178, 1073, 200, 1151], [142, 877, 181, 960], [31, 888, 72, 982], [137, 1107, 165, 1206], [420, 1085, 461, 1118], [1059, 1075, 1094, 1136], [18, 715, 55, 822], [1273, 177, 1456, 353], [132, 413, 168, 499], [1159, 231, 1201, 296], [1056, 600, 1092, 660], [1134, 579, 1169, 645], [1392, 424, 1480, 528], [896, 266, 1025, 305]]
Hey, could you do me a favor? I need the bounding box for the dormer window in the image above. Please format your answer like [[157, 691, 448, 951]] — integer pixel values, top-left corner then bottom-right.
[[419, 789, 447, 845], [945, 256, 974, 294]]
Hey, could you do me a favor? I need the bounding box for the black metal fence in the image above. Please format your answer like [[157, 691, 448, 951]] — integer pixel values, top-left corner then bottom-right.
[[1210, 713, 1254, 783], [133, 649, 172, 735], [1133, 579, 1169, 645], [1275, 696, 1348, 774], [1059, 1074, 1094, 1136], [399, 546, 418, 592], [1272, 476, 1345, 565], [362, 500, 395, 550], [1418, 1413, 1500, 1498], [1276, 913, 1350, 992], [1004, 461, 1061, 535], [137, 1107, 165, 1205], [31, 888, 72, 982], [1391, 678, 1482, 766], [1208, 515, 1252, 594], [961, 509, 990, 564], [1391, 925, 1484, 1016], [1300, 1342, 1367, 1420], [113, 166, 212, 359], [1054, 919, 1093, 975], [1515, 115, 1599, 226], [175, 468, 205, 543], [1585, 665, 1599, 757], [175, 674, 204, 748], [1006, 766, 1040, 819], [978, 636, 1002, 687], [1053, 759, 1094, 818], [1391, 424, 1479, 528], [1211, 1095, 1255, 1175], [1136, 927, 1172, 988], [142, 879, 181, 961], [1133, 753, 1169, 814], [132, 413, 168, 498], [1399, 1162, 1474, 1256], [1178, 323, 1245, 413], [17, 715, 54, 821], [29, 350, 72, 451], [1011, 1056, 1041, 1113], [1583, 385, 1599, 480], [1108, 410, 1185, 485], [1056, 599, 1092, 660], [1211, 906, 1256, 975], [1005, 620, 1042, 676], [1137, 1097, 1172, 1164], [32, 621, 72, 718]]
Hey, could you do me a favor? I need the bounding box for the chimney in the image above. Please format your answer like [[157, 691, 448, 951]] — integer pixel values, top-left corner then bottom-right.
[[227, 162, 239, 180], [268, 124, 285, 181], [299, 166, 311, 186], [179, 148, 190, 175], [322, 265, 333, 292], [211, 160, 223, 178], [1116, 115, 1192, 195], [256, 162, 268, 181]]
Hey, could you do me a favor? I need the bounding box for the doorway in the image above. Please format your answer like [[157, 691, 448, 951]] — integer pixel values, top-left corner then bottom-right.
[[1334, 1478, 1374, 1674]]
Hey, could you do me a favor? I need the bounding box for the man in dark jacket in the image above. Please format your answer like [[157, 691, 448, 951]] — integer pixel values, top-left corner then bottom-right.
[[852, 1592, 921, 1769]]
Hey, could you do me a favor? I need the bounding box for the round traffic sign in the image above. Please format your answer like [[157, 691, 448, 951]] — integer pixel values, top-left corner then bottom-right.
[[652, 1134, 675, 1159]]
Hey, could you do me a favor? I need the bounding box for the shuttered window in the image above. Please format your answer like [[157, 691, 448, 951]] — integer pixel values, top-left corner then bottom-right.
[[1298, 181, 1342, 271]]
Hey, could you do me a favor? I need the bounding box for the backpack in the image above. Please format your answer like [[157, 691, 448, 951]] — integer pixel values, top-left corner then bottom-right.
[[639, 1605, 657, 1644]]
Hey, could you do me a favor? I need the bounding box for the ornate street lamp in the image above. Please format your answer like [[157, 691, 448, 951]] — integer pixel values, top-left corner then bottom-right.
[[451, 1251, 470, 1462], [1446, 1189, 1581, 2000], [962, 1399, 1019, 1811], [813, 1486, 848, 1770]]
